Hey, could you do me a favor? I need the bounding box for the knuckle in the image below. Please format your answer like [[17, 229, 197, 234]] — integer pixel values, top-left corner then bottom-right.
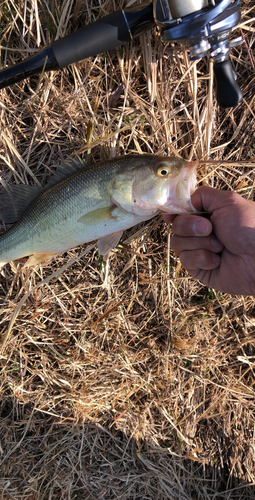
[[180, 249, 210, 270], [180, 250, 196, 270], [196, 251, 208, 268]]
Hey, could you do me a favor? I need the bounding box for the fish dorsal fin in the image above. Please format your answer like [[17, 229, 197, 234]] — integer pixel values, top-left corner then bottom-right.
[[0, 156, 87, 224], [0, 184, 44, 223], [46, 156, 87, 187]]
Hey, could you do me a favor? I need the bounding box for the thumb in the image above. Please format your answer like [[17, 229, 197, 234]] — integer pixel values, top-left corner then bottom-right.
[[191, 185, 241, 214]]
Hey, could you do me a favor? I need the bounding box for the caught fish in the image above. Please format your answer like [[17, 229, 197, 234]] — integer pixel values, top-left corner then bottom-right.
[[0, 154, 197, 267]]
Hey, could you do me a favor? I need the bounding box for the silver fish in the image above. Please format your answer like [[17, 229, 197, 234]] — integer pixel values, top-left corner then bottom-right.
[[0, 154, 197, 267]]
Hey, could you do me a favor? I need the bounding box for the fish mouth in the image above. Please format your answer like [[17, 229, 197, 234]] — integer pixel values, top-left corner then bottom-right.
[[181, 160, 198, 202], [162, 160, 198, 214]]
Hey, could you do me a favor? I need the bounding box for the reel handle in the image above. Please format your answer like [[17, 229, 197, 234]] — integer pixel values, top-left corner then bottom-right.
[[213, 59, 243, 108]]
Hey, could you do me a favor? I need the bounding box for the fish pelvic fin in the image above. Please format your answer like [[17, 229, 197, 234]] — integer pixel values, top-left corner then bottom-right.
[[97, 231, 123, 256]]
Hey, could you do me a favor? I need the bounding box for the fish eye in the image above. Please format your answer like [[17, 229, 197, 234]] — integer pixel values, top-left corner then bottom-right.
[[157, 164, 170, 177]]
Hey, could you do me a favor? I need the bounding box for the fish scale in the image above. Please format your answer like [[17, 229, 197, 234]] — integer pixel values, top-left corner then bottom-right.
[[0, 161, 118, 262]]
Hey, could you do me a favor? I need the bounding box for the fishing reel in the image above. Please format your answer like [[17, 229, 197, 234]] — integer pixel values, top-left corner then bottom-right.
[[0, 0, 243, 108], [153, 0, 243, 108]]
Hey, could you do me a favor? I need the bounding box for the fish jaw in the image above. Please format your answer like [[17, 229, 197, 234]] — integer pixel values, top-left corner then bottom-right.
[[160, 161, 198, 214]]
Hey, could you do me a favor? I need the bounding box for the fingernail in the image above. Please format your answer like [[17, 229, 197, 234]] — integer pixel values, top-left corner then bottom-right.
[[211, 237, 222, 251], [212, 254, 221, 265], [193, 218, 209, 235]]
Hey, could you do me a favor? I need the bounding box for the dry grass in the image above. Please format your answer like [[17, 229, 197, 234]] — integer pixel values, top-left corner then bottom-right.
[[0, 0, 255, 498]]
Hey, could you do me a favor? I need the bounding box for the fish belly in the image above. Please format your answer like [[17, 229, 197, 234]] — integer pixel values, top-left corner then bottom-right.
[[0, 156, 163, 267], [0, 199, 155, 267]]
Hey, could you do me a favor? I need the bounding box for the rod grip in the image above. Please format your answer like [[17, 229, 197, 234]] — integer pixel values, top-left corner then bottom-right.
[[0, 46, 59, 90], [0, 10, 131, 90], [52, 10, 131, 68]]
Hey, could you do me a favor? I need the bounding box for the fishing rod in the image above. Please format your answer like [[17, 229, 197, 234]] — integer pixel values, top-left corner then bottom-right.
[[0, 0, 243, 108]]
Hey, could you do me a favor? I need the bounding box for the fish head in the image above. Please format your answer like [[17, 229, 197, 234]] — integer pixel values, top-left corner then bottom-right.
[[108, 155, 198, 215]]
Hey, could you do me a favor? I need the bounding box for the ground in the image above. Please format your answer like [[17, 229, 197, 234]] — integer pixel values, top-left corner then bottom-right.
[[0, 1, 255, 499]]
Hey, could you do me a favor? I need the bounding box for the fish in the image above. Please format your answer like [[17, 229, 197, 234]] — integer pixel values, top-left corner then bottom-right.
[[0, 154, 197, 268]]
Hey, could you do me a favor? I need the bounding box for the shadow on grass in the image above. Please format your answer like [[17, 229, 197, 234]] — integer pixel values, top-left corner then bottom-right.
[[0, 399, 254, 499]]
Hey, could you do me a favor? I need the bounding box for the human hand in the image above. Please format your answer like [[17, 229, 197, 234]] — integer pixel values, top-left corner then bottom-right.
[[163, 185, 255, 296]]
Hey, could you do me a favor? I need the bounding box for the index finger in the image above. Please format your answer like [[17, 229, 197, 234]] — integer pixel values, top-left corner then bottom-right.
[[191, 185, 242, 213]]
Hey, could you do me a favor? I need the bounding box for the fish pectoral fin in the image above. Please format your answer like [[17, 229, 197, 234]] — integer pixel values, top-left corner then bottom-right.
[[78, 206, 116, 225], [97, 231, 123, 256], [78, 206, 124, 254], [25, 253, 57, 267]]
